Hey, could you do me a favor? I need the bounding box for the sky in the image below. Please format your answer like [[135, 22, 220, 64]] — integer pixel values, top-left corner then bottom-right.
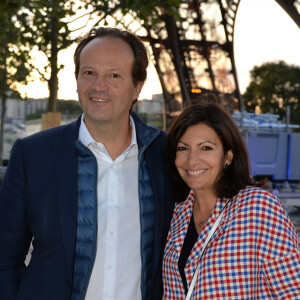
[[18, 0, 300, 101], [234, 0, 300, 93]]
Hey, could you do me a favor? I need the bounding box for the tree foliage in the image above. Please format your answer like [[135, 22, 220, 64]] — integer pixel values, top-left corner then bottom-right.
[[3, 0, 180, 114], [90, 0, 180, 25], [243, 61, 300, 124], [0, 1, 31, 94], [13, 0, 180, 113], [15, 0, 87, 112], [0, 0, 30, 164], [122, 0, 180, 24]]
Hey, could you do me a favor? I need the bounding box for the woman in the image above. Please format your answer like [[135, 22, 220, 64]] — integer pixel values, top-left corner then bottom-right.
[[163, 102, 300, 299]]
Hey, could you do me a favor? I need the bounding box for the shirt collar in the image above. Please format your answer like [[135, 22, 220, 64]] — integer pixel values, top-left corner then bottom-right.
[[79, 113, 137, 149]]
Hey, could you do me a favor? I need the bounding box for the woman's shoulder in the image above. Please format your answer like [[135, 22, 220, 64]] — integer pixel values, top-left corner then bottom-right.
[[234, 186, 289, 220], [235, 187, 300, 256], [237, 186, 280, 204]]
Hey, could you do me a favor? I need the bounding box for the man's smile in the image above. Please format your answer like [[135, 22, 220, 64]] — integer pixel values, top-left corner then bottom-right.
[[90, 97, 111, 102]]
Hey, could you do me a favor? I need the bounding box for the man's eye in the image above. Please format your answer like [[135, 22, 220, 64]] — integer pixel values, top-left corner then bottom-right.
[[83, 71, 93, 76], [202, 146, 213, 151], [111, 73, 120, 78]]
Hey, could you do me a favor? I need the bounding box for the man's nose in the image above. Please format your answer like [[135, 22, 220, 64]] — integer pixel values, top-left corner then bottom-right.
[[92, 75, 108, 91]]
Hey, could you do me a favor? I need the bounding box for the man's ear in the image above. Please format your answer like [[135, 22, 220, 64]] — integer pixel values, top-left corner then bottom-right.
[[133, 81, 144, 100]]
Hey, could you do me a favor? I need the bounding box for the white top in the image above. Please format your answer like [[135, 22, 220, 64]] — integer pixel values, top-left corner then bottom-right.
[[79, 114, 141, 300]]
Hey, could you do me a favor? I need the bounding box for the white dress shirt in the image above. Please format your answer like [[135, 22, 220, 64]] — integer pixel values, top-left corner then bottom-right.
[[79, 115, 141, 300]]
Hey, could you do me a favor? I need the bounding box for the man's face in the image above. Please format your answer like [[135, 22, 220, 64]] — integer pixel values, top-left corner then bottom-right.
[[76, 36, 143, 131]]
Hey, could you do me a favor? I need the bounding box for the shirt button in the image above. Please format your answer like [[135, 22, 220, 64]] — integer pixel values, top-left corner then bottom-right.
[[109, 231, 114, 236]]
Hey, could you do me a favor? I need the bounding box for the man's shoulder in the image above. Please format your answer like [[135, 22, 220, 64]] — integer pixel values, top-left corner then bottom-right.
[[131, 112, 167, 142]]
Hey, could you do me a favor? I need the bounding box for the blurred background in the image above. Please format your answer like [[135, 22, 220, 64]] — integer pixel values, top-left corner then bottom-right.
[[0, 0, 300, 233]]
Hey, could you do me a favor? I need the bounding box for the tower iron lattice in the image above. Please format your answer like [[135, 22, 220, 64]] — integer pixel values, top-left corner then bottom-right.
[[103, 0, 300, 124], [144, 0, 299, 115]]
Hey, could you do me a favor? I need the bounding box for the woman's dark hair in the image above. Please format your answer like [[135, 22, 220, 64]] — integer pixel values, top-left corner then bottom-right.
[[168, 101, 255, 202], [74, 27, 149, 87]]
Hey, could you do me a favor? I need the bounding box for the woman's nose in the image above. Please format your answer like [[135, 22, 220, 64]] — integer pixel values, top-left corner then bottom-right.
[[187, 150, 200, 166]]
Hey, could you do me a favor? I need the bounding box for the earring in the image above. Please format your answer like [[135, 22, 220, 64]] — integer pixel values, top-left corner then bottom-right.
[[224, 163, 228, 170]]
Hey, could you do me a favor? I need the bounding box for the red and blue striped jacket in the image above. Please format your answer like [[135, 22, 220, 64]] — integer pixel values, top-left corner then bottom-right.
[[163, 187, 300, 299]]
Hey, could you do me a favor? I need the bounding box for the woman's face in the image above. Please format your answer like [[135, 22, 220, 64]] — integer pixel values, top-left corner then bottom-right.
[[175, 123, 233, 196]]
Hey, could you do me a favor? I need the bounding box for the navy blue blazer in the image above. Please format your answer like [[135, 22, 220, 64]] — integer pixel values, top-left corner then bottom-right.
[[0, 115, 174, 299]]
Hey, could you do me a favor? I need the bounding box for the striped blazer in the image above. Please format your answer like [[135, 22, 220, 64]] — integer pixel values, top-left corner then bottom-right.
[[163, 187, 300, 299]]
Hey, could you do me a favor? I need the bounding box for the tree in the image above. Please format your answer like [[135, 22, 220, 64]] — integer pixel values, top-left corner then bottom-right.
[[243, 61, 300, 124], [0, 0, 30, 165], [12, 0, 180, 113], [15, 0, 89, 112], [91, 0, 180, 25]]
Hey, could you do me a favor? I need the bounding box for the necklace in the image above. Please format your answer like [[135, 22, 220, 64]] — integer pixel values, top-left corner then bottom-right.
[[199, 221, 204, 227]]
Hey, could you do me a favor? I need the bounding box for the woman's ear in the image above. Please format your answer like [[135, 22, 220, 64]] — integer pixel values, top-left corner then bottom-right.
[[226, 150, 233, 166]]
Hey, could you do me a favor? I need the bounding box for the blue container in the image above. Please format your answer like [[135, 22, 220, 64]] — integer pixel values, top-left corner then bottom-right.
[[246, 132, 288, 180], [287, 133, 300, 180]]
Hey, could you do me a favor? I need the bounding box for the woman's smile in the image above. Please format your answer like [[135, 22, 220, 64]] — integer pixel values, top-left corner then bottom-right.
[[186, 169, 208, 176]]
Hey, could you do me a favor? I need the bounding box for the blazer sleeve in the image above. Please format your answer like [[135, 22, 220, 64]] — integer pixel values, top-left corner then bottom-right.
[[262, 251, 300, 297], [261, 205, 300, 297], [0, 139, 32, 299]]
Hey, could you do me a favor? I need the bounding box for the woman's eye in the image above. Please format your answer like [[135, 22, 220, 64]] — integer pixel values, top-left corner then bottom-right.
[[177, 146, 187, 151]]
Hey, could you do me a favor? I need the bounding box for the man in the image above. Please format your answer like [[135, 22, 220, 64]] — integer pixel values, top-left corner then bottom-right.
[[0, 27, 174, 300]]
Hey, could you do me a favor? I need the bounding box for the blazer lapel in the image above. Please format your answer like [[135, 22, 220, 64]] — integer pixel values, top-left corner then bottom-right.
[[55, 119, 80, 272], [169, 199, 194, 258], [186, 196, 240, 268]]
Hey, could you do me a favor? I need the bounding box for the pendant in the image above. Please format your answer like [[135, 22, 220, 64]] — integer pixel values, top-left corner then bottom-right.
[[199, 221, 204, 227]]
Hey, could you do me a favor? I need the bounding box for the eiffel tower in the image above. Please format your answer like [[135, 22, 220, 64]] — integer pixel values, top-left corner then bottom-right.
[[144, 0, 300, 114], [105, 0, 300, 123]]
